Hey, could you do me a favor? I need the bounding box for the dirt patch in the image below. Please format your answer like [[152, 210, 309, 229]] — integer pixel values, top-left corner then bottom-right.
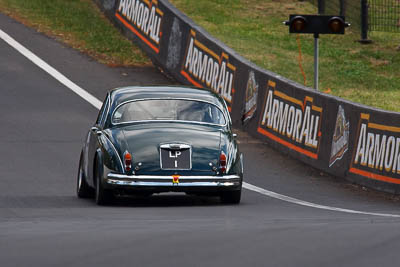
[[370, 58, 390, 67]]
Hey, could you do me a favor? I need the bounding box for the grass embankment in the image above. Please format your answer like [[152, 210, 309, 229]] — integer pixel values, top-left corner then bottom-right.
[[0, 0, 399, 111], [0, 0, 149, 66], [170, 0, 400, 112]]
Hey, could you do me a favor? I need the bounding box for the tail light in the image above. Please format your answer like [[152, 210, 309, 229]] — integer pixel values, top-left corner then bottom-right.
[[124, 151, 132, 172], [219, 152, 227, 174]]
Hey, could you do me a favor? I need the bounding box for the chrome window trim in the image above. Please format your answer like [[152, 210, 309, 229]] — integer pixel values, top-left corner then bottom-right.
[[113, 119, 225, 127], [110, 98, 228, 127], [159, 143, 192, 170], [101, 94, 111, 127], [222, 98, 233, 125]]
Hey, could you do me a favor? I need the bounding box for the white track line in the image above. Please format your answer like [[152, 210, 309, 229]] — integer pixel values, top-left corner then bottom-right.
[[0, 29, 102, 110], [243, 182, 400, 218], [2, 28, 400, 218]]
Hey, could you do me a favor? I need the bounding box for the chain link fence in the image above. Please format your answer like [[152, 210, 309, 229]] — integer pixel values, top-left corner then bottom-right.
[[369, 0, 400, 32], [304, 0, 400, 39]]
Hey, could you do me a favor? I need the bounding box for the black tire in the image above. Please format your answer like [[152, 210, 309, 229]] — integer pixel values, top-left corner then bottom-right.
[[77, 152, 94, 198], [94, 157, 113, 205], [220, 189, 241, 204]]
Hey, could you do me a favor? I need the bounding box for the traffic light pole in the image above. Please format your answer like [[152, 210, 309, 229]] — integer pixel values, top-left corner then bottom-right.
[[285, 15, 349, 90], [314, 33, 319, 90]]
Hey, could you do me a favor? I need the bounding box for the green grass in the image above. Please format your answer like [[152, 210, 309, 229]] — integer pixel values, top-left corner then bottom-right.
[[0, 0, 149, 66], [170, 0, 400, 112]]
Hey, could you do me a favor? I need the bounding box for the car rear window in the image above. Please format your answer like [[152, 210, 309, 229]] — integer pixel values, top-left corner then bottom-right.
[[112, 99, 226, 125]]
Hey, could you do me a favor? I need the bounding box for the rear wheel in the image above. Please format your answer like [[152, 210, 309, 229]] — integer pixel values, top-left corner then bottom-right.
[[94, 158, 113, 205], [220, 189, 241, 204], [77, 152, 93, 198]]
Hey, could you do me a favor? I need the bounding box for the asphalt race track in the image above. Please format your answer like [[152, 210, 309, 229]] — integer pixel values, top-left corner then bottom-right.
[[2, 13, 400, 267]]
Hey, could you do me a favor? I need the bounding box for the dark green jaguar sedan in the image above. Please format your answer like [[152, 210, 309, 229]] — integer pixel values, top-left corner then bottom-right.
[[77, 86, 243, 205]]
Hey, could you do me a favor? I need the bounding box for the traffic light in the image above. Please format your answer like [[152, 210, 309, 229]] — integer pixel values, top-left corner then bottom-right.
[[285, 15, 349, 34]]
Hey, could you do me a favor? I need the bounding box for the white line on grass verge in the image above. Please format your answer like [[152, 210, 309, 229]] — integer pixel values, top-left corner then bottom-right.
[[2, 28, 400, 218]]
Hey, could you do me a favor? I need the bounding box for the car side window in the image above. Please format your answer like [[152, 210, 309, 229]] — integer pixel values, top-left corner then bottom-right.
[[96, 95, 110, 127]]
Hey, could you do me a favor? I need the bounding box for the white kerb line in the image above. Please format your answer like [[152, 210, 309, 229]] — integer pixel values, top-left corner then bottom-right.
[[243, 182, 400, 218], [0, 29, 102, 110], [2, 27, 400, 218]]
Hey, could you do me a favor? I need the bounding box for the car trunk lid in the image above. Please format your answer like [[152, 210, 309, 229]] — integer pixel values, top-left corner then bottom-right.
[[106, 122, 222, 175]]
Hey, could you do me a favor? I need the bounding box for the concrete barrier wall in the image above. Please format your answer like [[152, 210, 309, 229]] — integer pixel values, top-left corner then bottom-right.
[[94, 0, 400, 194]]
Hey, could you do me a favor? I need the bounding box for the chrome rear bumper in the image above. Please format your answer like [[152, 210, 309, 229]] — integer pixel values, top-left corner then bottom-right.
[[106, 173, 241, 187]]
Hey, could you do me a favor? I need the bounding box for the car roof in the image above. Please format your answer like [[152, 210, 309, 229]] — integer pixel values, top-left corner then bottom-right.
[[109, 86, 226, 110]]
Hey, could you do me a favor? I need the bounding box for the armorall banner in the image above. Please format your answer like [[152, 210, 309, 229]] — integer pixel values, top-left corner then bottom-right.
[[116, 0, 164, 54], [350, 112, 400, 186], [258, 80, 322, 160], [181, 29, 237, 111]]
